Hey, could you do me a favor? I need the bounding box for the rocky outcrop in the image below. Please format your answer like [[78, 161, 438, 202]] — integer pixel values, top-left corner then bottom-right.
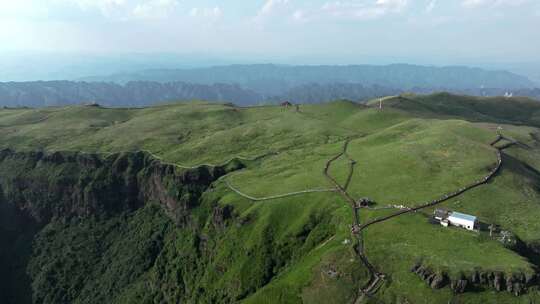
[[0, 149, 242, 227], [411, 263, 448, 290], [450, 277, 468, 293], [212, 204, 234, 229], [411, 261, 537, 296]]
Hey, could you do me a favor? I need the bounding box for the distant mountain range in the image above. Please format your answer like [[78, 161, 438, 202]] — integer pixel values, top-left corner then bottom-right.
[[1, 80, 538, 108], [79, 64, 535, 95], [0, 81, 406, 107], [0, 64, 538, 107], [0, 81, 261, 107]]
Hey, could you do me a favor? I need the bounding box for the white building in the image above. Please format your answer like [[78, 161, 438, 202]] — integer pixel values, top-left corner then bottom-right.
[[447, 212, 477, 231]]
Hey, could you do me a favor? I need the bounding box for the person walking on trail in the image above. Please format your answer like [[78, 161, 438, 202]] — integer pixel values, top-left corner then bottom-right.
[[295, 104, 300, 112]]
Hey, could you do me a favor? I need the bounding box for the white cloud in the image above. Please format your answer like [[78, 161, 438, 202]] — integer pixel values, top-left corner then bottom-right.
[[376, 0, 408, 11], [55, 0, 178, 20], [292, 9, 307, 22], [60, 0, 127, 17], [321, 0, 408, 20], [251, 0, 297, 28], [132, 0, 179, 20], [258, 0, 290, 17], [189, 6, 223, 19], [461, 0, 488, 8], [462, 0, 532, 9], [425, 0, 436, 13], [254, 0, 292, 23], [0, 0, 49, 18]]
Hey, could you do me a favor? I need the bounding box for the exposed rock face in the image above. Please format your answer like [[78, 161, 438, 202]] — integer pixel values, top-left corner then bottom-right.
[[0, 149, 240, 227], [411, 261, 537, 296], [0, 149, 341, 304], [450, 278, 468, 294], [0, 149, 244, 303], [429, 273, 447, 289], [411, 263, 448, 290], [212, 204, 234, 229]]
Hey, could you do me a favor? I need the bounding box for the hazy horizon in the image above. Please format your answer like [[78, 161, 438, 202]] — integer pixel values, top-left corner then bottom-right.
[[1, 1, 539, 60], [1, 0, 539, 82], [1, 51, 540, 83]]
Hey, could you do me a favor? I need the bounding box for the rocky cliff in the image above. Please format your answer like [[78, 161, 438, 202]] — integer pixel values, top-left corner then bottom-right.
[[0, 149, 240, 226], [411, 261, 538, 296], [0, 149, 336, 304], [0, 149, 244, 303]]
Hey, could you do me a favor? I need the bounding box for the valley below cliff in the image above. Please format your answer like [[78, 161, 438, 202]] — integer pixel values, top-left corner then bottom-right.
[[0, 149, 351, 303], [2, 95, 540, 303]]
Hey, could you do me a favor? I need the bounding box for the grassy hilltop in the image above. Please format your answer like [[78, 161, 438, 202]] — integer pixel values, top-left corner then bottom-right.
[[1, 93, 540, 303]]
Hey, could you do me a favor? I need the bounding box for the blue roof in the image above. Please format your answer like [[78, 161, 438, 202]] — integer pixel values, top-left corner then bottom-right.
[[449, 212, 477, 222]]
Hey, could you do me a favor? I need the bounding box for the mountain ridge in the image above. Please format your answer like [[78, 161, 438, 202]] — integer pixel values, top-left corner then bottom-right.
[[1, 80, 539, 108], [78, 64, 535, 95]]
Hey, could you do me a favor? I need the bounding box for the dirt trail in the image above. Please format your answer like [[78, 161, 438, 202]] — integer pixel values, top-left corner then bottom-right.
[[219, 133, 512, 302], [145, 150, 279, 169], [352, 135, 515, 302], [324, 134, 514, 302], [358, 135, 508, 232], [224, 178, 337, 202], [323, 139, 358, 208], [322, 138, 383, 301]]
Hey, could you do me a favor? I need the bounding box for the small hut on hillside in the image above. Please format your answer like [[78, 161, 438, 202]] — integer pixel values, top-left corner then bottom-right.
[[280, 101, 292, 107], [433, 209, 477, 231]]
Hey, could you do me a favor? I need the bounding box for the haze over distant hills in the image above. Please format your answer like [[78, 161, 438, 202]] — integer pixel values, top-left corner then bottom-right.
[[80, 64, 535, 95], [0, 81, 261, 108], [0, 64, 538, 107]]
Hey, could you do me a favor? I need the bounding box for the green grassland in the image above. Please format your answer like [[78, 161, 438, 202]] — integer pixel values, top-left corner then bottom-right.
[[367, 93, 540, 127], [1, 93, 540, 303]]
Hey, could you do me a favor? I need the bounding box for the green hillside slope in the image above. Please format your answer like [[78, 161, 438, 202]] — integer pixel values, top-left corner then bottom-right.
[[367, 93, 540, 127], [1, 94, 540, 303]]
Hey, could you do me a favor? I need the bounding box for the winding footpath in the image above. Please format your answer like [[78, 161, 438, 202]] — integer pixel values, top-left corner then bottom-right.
[[219, 132, 514, 302], [351, 134, 515, 300], [321, 139, 383, 302], [319, 133, 515, 302], [9, 105, 520, 301], [224, 178, 337, 202], [54, 149, 279, 170], [358, 134, 508, 232], [144, 150, 279, 170]]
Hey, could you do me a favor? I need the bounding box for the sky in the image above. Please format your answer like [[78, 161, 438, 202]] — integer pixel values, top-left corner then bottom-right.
[[0, 0, 539, 66]]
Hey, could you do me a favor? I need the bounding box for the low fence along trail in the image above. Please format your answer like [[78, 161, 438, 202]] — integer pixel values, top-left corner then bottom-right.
[[222, 133, 513, 301]]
